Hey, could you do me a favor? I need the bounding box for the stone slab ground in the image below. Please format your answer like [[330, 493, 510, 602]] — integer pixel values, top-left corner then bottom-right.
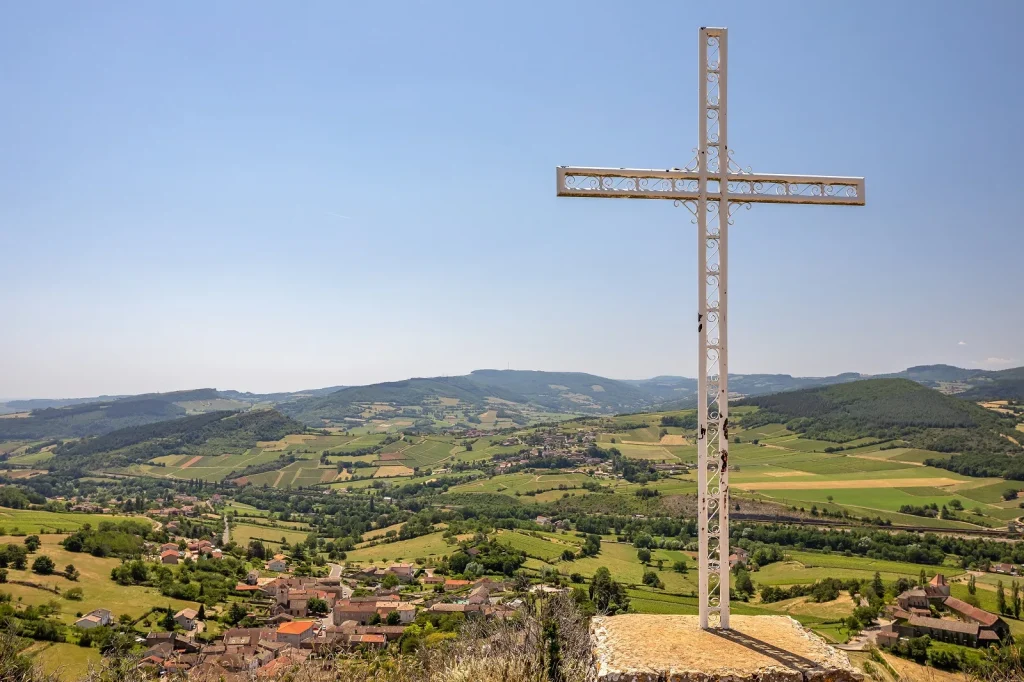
[[591, 614, 862, 682]]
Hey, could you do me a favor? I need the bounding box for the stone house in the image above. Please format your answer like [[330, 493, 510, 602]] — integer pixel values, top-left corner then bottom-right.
[[174, 608, 199, 630]]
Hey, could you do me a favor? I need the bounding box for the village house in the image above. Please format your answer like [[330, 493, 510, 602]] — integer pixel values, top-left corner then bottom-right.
[[275, 620, 316, 647], [266, 554, 288, 572], [332, 599, 415, 626], [174, 608, 199, 630], [385, 563, 416, 582], [728, 546, 749, 569], [74, 608, 112, 629], [348, 633, 387, 650], [161, 549, 180, 565], [990, 562, 1019, 576]]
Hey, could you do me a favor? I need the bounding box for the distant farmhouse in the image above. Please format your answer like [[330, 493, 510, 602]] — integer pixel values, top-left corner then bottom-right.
[[880, 574, 1009, 648]]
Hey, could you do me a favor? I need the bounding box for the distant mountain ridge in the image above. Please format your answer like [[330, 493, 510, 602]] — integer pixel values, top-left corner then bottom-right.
[[2, 364, 1020, 438]]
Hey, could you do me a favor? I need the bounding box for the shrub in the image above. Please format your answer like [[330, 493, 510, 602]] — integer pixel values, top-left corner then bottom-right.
[[32, 555, 56, 575]]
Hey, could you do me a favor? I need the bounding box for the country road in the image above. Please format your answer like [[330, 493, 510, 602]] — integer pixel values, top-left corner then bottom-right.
[[222, 514, 230, 545], [328, 563, 352, 598]]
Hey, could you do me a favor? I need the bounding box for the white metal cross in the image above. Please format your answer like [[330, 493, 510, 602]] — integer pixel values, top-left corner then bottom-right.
[[554, 27, 865, 629]]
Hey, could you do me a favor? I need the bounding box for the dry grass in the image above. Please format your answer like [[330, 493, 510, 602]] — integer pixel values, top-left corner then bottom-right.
[[374, 465, 415, 478]]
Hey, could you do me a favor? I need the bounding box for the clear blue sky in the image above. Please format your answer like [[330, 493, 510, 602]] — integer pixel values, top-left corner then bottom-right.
[[1, 2, 1021, 398]]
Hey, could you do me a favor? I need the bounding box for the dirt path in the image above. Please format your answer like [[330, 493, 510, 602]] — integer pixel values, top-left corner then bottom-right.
[[272, 470, 286, 487]]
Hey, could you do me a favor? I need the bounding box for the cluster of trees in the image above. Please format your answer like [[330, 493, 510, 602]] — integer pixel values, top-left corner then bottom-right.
[[587, 567, 630, 613], [898, 503, 940, 518], [62, 519, 156, 557], [759, 577, 850, 604], [0, 544, 29, 570], [446, 540, 526, 577], [0, 486, 44, 509], [660, 414, 698, 429], [734, 524, 957, 565]]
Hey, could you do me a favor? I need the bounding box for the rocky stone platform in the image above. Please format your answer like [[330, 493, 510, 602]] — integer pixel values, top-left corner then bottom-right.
[[590, 614, 862, 682]]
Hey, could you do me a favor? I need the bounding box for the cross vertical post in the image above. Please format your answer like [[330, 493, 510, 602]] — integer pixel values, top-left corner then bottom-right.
[[553, 25, 865, 629], [697, 26, 731, 630]]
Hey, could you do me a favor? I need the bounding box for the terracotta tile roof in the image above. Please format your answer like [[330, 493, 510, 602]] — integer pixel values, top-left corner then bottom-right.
[[276, 620, 314, 635], [943, 596, 1000, 627], [908, 615, 979, 635]]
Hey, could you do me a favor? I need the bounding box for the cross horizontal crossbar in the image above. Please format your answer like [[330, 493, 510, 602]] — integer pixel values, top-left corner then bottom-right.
[[556, 166, 865, 205]]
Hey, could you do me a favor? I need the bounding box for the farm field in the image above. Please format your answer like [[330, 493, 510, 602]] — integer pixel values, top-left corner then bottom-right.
[[783, 551, 965, 579], [4, 449, 56, 466], [362, 522, 405, 541], [515, 538, 700, 594], [29, 642, 102, 681], [0, 534, 198, 625], [344, 531, 456, 565], [495, 529, 584, 561], [449, 472, 592, 497], [231, 521, 310, 547], [0, 508, 148, 534]]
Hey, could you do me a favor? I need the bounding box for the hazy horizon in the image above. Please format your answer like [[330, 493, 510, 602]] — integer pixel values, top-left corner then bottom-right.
[[2, 2, 1021, 398], [0, 361, 1006, 403]]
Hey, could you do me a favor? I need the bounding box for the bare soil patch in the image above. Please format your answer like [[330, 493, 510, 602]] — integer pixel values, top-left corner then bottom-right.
[[763, 470, 815, 477], [179, 455, 203, 470], [374, 465, 414, 478], [659, 434, 689, 445]]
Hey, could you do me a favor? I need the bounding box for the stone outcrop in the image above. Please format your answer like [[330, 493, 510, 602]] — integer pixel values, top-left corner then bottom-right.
[[590, 614, 862, 682]]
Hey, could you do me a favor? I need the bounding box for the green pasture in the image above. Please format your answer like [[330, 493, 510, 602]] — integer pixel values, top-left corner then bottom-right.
[[0, 534, 196, 625], [547, 541, 698, 593], [231, 521, 310, 546], [0, 508, 147, 534], [611, 442, 680, 461], [753, 486, 996, 520], [784, 550, 964, 578], [956, 481, 1024, 504], [449, 472, 591, 497], [31, 642, 102, 681], [494, 529, 583, 562], [4, 449, 55, 466], [344, 531, 456, 565], [224, 501, 270, 517]]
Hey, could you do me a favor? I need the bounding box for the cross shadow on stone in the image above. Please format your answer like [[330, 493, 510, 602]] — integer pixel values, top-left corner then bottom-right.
[[709, 628, 827, 678]]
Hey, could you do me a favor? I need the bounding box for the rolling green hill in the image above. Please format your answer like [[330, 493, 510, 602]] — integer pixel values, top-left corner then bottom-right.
[[0, 389, 227, 441], [278, 370, 652, 424], [957, 367, 1024, 401], [739, 378, 1024, 478], [47, 409, 306, 474]]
